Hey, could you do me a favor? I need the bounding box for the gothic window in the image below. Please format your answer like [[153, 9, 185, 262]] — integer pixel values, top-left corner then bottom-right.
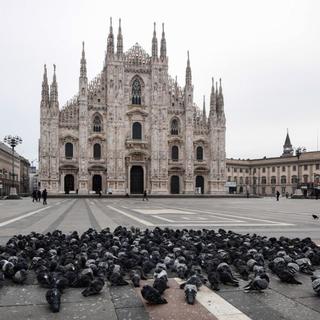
[[132, 122, 142, 139], [93, 115, 102, 132], [172, 146, 179, 161], [170, 118, 179, 135], [65, 143, 73, 159], [93, 143, 101, 160], [132, 79, 141, 105], [196, 146, 203, 161]]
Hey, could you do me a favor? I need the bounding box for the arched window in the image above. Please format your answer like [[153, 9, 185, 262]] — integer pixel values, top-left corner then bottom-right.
[[291, 175, 298, 184], [271, 176, 276, 184], [132, 79, 141, 105], [93, 116, 102, 132], [196, 146, 203, 161], [65, 143, 73, 159], [132, 122, 142, 139], [172, 146, 179, 161], [261, 176, 267, 184], [170, 119, 179, 135], [281, 175, 286, 184], [93, 143, 101, 160]]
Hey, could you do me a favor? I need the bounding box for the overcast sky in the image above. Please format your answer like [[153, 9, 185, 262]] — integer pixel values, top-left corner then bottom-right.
[[1, 0, 319, 165]]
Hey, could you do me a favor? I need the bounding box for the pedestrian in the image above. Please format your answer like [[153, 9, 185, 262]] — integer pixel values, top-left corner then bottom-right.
[[143, 190, 148, 201], [246, 191, 249, 198], [42, 188, 47, 205], [285, 192, 289, 199], [98, 189, 102, 197], [276, 190, 280, 201], [32, 190, 37, 202], [37, 190, 41, 202]]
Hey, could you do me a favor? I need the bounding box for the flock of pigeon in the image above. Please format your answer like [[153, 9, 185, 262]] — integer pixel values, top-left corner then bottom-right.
[[0, 226, 320, 313]]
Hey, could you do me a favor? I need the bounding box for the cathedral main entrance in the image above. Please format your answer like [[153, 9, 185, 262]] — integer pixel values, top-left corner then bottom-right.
[[130, 166, 144, 194], [196, 175, 204, 194], [92, 175, 102, 193], [64, 174, 74, 193], [170, 175, 180, 194]]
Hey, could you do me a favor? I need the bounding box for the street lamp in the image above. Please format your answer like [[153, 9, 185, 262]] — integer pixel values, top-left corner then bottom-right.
[[294, 146, 306, 196], [3, 135, 22, 198]]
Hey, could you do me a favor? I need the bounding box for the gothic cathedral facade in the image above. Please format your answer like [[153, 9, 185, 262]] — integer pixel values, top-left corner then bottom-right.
[[39, 20, 226, 195]]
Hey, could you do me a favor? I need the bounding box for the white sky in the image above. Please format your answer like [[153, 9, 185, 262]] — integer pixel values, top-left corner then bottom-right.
[[1, 0, 320, 165]]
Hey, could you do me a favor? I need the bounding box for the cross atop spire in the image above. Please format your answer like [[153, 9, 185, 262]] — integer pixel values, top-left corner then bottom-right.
[[117, 18, 123, 56], [160, 23, 166, 60]]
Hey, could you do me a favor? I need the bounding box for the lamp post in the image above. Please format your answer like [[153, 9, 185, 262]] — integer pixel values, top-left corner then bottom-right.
[[294, 146, 306, 196], [3, 135, 22, 198]]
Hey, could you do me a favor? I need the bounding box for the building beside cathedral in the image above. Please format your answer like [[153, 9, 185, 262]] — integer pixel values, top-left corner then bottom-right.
[[226, 132, 320, 197], [39, 19, 226, 195]]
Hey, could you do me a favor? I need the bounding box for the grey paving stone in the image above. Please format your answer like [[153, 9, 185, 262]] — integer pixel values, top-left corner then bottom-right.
[[110, 285, 144, 309], [297, 296, 320, 313], [268, 273, 315, 298], [115, 307, 149, 320], [218, 290, 285, 320], [0, 284, 113, 305], [0, 301, 118, 320]]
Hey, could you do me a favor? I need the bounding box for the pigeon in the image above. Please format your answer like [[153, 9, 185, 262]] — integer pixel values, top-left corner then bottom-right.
[[141, 285, 167, 304], [312, 214, 319, 220], [82, 278, 105, 297], [153, 276, 169, 294], [179, 274, 204, 290], [207, 271, 220, 291], [311, 276, 320, 296], [46, 288, 61, 313], [275, 267, 302, 285], [130, 270, 141, 287], [109, 271, 129, 286], [244, 273, 270, 292], [184, 284, 197, 305], [12, 269, 27, 284]]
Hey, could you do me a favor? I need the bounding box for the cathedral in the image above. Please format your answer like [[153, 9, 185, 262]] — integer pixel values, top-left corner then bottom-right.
[[39, 19, 226, 195]]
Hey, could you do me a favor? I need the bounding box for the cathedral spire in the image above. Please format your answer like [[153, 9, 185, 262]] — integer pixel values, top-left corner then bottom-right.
[[151, 22, 158, 60], [50, 64, 58, 108], [203, 95, 207, 121], [160, 23, 166, 60], [41, 64, 49, 106], [209, 77, 216, 115], [107, 17, 114, 56], [282, 129, 293, 156], [185, 51, 192, 86], [218, 78, 224, 113], [117, 18, 123, 56], [80, 41, 87, 78]]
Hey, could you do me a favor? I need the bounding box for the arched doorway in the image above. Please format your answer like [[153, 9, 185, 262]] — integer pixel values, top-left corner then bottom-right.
[[92, 175, 102, 193], [196, 176, 204, 194], [170, 175, 180, 194], [64, 174, 74, 193], [130, 166, 144, 194]]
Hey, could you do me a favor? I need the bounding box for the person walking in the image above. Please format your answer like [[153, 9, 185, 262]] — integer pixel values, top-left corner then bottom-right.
[[32, 190, 37, 202], [37, 190, 41, 202], [42, 188, 47, 205], [143, 190, 148, 201], [276, 190, 280, 201]]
